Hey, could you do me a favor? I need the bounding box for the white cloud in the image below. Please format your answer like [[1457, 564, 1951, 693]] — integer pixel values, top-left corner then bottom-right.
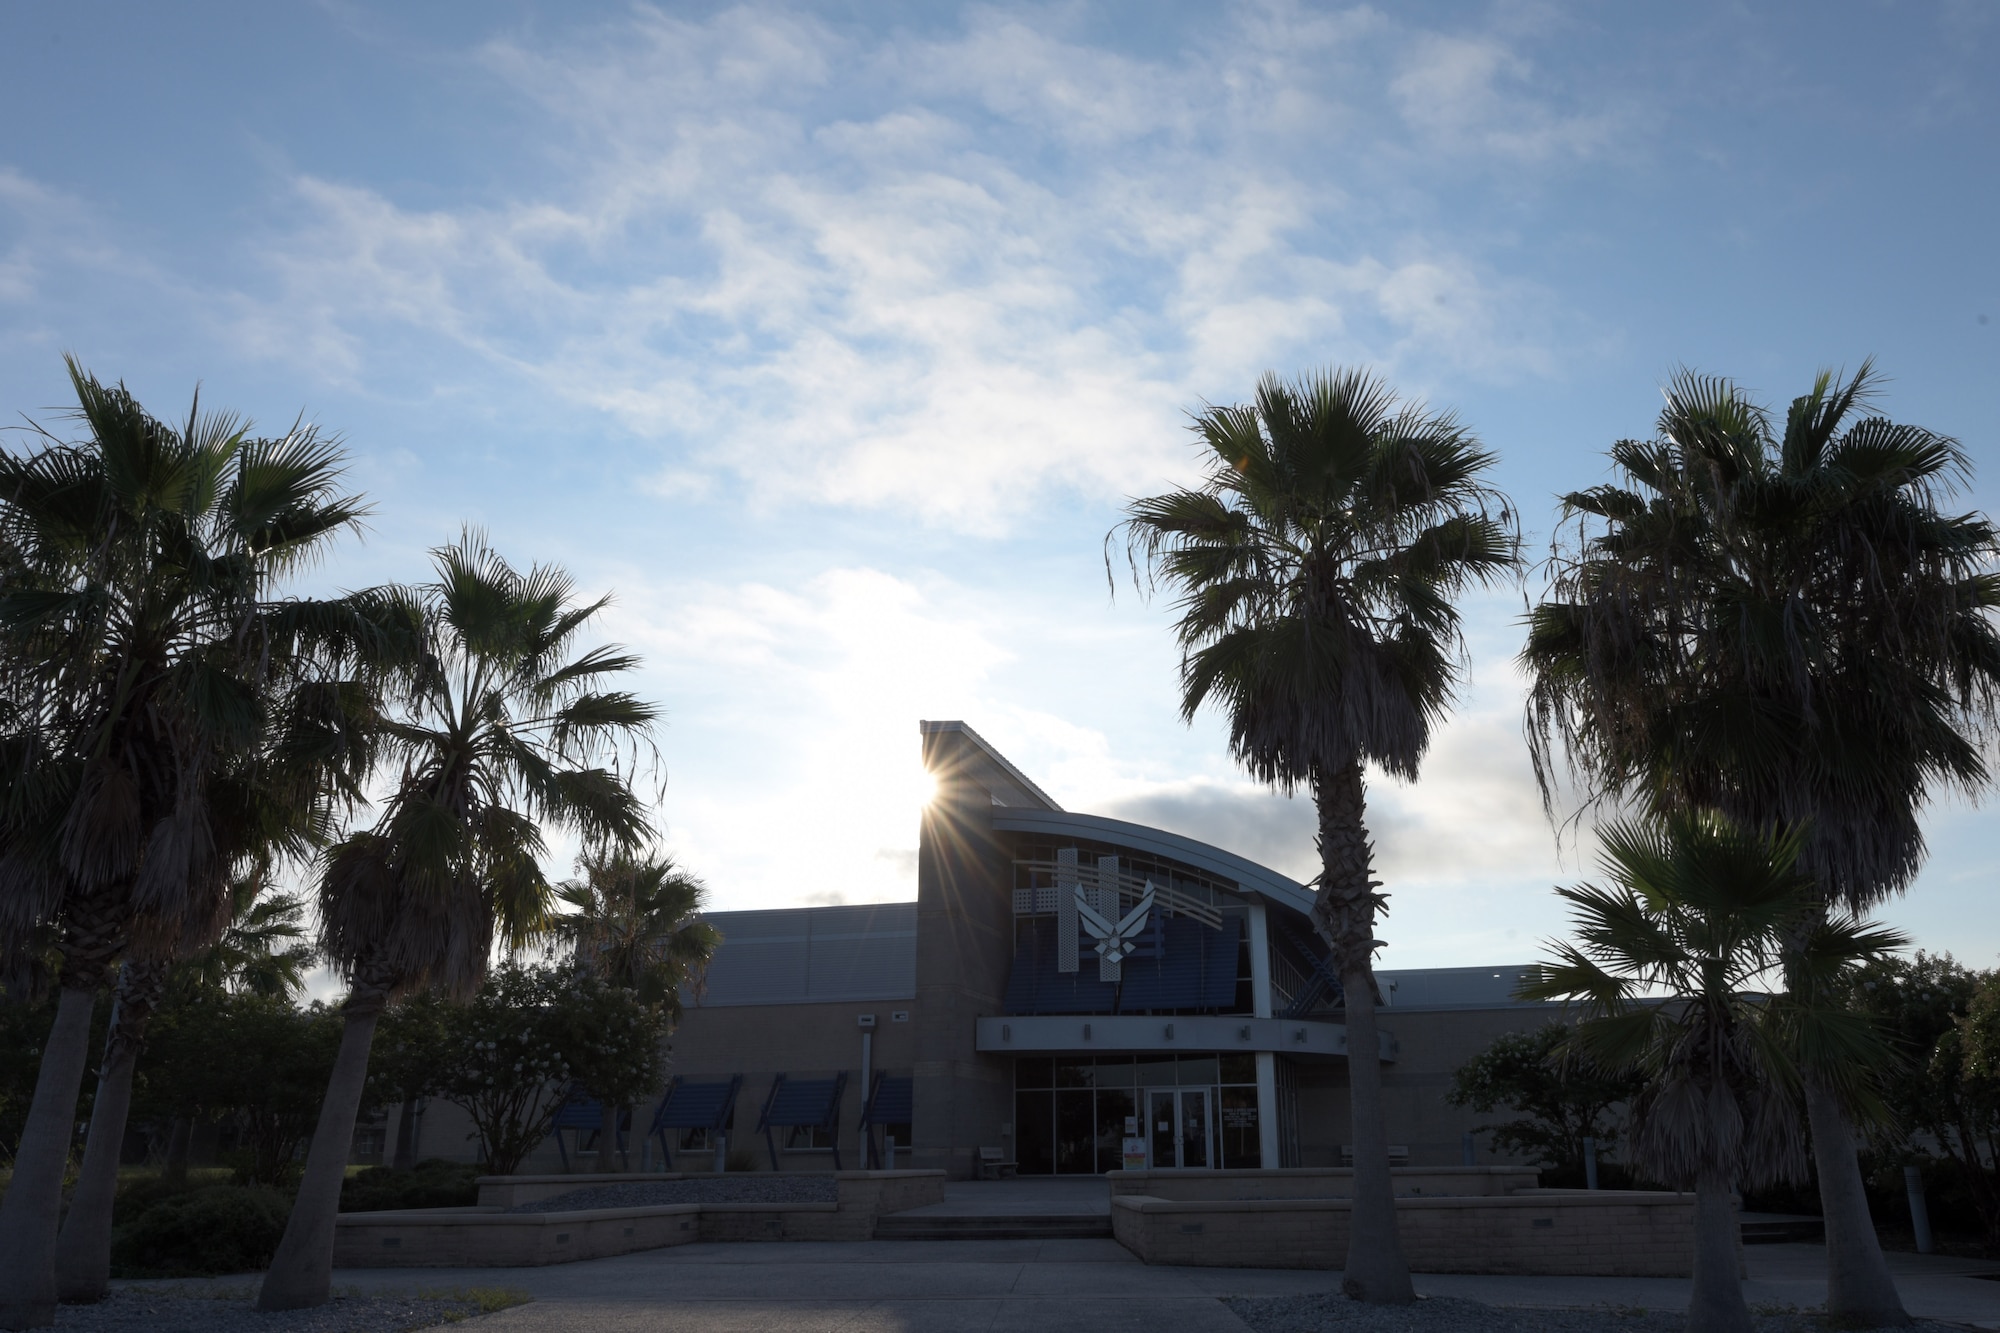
[[216, 2, 1613, 528], [1390, 32, 1617, 161]]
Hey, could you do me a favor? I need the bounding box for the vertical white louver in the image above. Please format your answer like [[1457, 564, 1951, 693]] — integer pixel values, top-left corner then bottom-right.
[[1096, 855, 1121, 982], [1056, 846, 1080, 973]]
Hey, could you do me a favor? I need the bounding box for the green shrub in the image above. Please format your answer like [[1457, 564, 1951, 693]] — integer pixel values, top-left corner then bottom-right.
[[110, 1185, 290, 1276], [339, 1158, 482, 1212], [111, 1168, 260, 1226]]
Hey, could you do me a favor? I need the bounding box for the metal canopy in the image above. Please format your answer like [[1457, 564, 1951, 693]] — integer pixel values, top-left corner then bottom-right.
[[648, 1075, 743, 1169], [859, 1072, 914, 1169], [547, 1087, 631, 1170], [756, 1071, 850, 1171]]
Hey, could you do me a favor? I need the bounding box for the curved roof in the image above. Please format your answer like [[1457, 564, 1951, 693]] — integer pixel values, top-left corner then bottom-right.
[[990, 808, 1315, 917]]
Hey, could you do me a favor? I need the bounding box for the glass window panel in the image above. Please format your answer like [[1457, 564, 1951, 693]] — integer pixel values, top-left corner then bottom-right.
[[1055, 1091, 1095, 1174], [1015, 1090, 1054, 1175], [1134, 1056, 1176, 1089], [1094, 1088, 1136, 1173], [1149, 1090, 1177, 1168], [1175, 1055, 1218, 1087], [1091, 1056, 1136, 1087], [1054, 1059, 1095, 1089], [1015, 1058, 1055, 1090], [1219, 1086, 1261, 1169], [1179, 1090, 1211, 1169], [1218, 1053, 1257, 1085]]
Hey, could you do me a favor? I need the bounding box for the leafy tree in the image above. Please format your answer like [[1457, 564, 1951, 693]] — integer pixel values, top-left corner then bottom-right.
[[1521, 364, 2000, 1328], [430, 963, 665, 1177], [367, 991, 453, 1171], [259, 534, 655, 1312], [1522, 813, 1905, 1333], [1446, 1024, 1641, 1180], [552, 849, 716, 1169], [545, 969, 669, 1170], [0, 994, 55, 1170], [0, 361, 382, 1324], [1115, 368, 1517, 1303], [1849, 952, 2000, 1252], [139, 990, 340, 1187]]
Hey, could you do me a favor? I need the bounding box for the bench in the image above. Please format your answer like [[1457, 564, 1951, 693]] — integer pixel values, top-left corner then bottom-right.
[[978, 1146, 1018, 1180]]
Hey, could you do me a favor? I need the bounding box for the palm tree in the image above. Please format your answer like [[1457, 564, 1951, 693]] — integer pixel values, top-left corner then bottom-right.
[[1114, 368, 1518, 1303], [1522, 363, 2000, 1325], [1521, 813, 1904, 1333], [553, 849, 719, 1169], [0, 361, 375, 1330], [257, 532, 656, 1312], [52, 863, 317, 1302]]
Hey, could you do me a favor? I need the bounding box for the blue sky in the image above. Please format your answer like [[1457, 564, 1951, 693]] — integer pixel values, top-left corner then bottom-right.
[[3, 1, 1996, 972]]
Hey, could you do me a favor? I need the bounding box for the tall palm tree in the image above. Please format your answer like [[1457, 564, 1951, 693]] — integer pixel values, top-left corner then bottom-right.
[[1522, 363, 2000, 1325], [553, 849, 719, 1169], [257, 532, 656, 1312], [53, 862, 317, 1302], [0, 360, 375, 1330], [1521, 813, 1904, 1333], [1114, 368, 1518, 1303]]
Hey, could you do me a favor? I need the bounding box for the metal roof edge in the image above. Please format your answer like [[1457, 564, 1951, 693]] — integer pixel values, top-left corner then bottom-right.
[[920, 720, 1063, 812], [989, 808, 1315, 916]]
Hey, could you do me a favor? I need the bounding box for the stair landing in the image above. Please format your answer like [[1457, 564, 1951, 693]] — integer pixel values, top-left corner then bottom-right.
[[874, 1178, 1113, 1241]]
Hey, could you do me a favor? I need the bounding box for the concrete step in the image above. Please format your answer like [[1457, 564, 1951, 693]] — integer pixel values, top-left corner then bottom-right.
[[874, 1213, 1113, 1241], [1740, 1215, 1825, 1244]]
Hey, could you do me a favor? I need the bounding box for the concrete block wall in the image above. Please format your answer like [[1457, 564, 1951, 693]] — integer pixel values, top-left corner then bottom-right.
[[1112, 1190, 1710, 1277], [1107, 1165, 1541, 1201], [338, 1171, 945, 1265]]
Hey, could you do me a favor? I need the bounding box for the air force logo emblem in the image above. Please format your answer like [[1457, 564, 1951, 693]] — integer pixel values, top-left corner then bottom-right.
[[1077, 883, 1156, 964]]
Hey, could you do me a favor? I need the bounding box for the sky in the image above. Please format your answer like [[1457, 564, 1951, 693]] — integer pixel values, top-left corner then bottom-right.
[[2, 0, 1996, 975]]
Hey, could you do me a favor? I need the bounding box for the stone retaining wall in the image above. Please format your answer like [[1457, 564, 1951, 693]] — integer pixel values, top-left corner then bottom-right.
[[473, 1170, 943, 1212], [332, 1204, 701, 1268], [1107, 1166, 1540, 1201], [338, 1170, 945, 1266], [1112, 1189, 1709, 1277]]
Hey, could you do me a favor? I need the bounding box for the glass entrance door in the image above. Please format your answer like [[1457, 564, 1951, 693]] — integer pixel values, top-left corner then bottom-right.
[[1145, 1088, 1212, 1168]]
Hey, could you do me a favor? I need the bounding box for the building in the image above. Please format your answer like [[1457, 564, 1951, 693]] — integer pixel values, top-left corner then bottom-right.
[[405, 720, 1559, 1177]]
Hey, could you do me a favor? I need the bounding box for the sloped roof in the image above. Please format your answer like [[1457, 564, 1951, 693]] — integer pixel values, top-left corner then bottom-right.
[[925, 719, 1315, 917], [692, 902, 916, 1007]]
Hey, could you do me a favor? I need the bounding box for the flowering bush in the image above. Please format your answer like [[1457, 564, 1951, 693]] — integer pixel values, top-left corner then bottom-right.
[[435, 962, 667, 1175]]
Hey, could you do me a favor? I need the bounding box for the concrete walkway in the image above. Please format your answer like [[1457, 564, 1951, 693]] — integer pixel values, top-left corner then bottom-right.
[[294, 1238, 2000, 1332]]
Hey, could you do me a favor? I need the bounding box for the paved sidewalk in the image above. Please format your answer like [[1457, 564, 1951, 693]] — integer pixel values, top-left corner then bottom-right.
[[284, 1237, 2000, 1333]]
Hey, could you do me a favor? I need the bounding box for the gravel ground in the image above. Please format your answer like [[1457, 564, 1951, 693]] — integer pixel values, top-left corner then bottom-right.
[[1225, 1293, 1971, 1332], [52, 1285, 518, 1333], [504, 1175, 839, 1212]]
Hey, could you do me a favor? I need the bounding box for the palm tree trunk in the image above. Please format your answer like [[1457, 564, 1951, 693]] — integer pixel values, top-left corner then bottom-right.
[[1805, 1076, 1910, 1327], [50, 1045, 134, 1307], [390, 1097, 420, 1171], [1310, 762, 1414, 1305], [0, 985, 98, 1331], [53, 960, 167, 1305], [1688, 1171, 1753, 1333], [256, 983, 385, 1312], [595, 1103, 619, 1174]]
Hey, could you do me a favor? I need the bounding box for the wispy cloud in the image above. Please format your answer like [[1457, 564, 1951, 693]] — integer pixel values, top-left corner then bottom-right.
[[218, 1, 1616, 529]]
